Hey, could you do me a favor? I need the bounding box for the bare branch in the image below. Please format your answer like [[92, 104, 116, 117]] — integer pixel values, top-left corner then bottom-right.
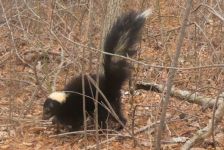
[[51, 48, 64, 92], [155, 0, 193, 149]]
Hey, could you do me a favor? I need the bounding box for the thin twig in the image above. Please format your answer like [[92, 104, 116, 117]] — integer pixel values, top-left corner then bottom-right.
[[52, 48, 64, 92], [155, 0, 193, 149], [59, 32, 224, 70]]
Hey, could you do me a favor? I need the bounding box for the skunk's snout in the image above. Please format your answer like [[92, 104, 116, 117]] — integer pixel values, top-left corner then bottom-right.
[[42, 107, 53, 120]]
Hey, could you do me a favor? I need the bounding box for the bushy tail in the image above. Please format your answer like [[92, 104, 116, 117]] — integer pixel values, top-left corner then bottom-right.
[[103, 9, 152, 90]]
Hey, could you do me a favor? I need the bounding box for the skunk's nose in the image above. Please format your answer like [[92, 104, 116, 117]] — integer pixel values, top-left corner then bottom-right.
[[42, 112, 52, 120], [42, 114, 47, 120]]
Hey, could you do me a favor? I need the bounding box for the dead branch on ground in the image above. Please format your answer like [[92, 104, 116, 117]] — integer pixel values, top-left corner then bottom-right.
[[136, 81, 220, 109], [181, 92, 224, 150]]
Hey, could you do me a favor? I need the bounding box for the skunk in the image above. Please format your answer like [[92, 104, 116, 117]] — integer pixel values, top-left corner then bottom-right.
[[42, 9, 152, 131]]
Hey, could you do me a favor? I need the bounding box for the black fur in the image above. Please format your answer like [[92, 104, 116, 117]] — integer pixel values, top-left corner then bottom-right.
[[43, 10, 149, 131]]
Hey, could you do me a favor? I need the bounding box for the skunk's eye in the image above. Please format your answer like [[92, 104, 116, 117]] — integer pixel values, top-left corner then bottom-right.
[[49, 102, 54, 108], [44, 107, 50, 112]]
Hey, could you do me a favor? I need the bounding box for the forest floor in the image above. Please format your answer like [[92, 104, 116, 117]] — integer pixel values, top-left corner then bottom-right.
[[0, 0, 224, 149]]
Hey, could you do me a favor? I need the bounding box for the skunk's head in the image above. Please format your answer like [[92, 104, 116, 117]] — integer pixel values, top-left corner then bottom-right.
[[42, 91, 68, 120]]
